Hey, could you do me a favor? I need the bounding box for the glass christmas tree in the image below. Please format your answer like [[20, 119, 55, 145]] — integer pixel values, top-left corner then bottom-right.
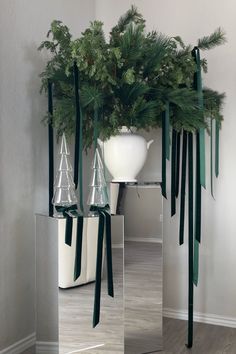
[[87, 148, 109, 211], [52, 133, 78, 215]]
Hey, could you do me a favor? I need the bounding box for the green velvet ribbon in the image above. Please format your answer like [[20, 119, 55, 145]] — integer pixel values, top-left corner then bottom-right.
[[179, 131, 187, 245], [187, 132, 194, 349], [199, 122, 206, 189], [74, 215, 84, 281], [175, 131, 181, 198], [194, 132, 201, 286], [103, 210, 114, 297], [47, 80, 54, 217], [94, 108, 99, 151], [192, 47, 205, 289], [171, 129, 177, 216], [215, 120, 220, 178], [55, 205, 84, 280], [90, 206, 114, 328], [79, 107, 84, 213], [73, 62, 84, 213], [93, 211, 105, 327], [161, 111, 167, 199], [210, 119, 214, 198], [193, 239, 199, 287], [193, 47, 206, 189], [165, 102, 170, 160]]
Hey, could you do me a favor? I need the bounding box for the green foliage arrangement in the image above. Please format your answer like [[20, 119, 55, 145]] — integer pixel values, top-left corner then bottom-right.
[[39, 6, 226, 149]]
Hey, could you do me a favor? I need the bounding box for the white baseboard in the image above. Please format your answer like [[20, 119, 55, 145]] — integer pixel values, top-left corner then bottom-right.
[[36, 341, 58, 354], [125, 237, 162, 243], [0, 333, 36, 354], [36, 343, 104, 354], [163, 308, 236, 328]]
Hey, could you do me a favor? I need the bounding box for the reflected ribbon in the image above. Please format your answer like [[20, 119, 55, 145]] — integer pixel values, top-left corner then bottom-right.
[[161, 103, 170, 199], [55, 205, 84, 281], [73, 62, 84, 213], [47, 80, 54, 217], [90, 205, 114, 328]]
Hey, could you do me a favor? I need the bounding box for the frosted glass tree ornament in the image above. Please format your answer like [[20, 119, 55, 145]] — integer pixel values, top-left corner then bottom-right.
[[52, 133, 78, 215]]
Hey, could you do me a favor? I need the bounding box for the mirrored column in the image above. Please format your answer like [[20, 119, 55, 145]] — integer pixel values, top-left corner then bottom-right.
[[122, 184, 163, 354]]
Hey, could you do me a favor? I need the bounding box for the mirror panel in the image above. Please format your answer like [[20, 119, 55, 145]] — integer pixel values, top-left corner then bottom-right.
[[36, 184, 162, 354], [121, 184, 163, 353], [58, 216, 124, 354]]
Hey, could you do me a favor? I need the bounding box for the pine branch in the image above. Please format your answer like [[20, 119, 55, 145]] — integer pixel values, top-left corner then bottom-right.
[[80, 85, 104, 110], [119, 22, 144, 60], [201, 58, 208, 73], [203, 88, 225, 122], [111, 5, 145, 35], [143, 33, 170, 75], [198, 27, 226, 50], [172, 106, 206, 132], [173, 36, 185, 49], [116, 82, 149, 105]]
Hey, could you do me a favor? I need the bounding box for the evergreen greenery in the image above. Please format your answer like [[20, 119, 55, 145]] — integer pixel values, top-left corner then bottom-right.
[[39, 6, 226, 149]]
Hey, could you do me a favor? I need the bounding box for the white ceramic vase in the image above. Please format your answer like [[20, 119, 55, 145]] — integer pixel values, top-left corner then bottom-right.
[[98, 126, 154, 182]]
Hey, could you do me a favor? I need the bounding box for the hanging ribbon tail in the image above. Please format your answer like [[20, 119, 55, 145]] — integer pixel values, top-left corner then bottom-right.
[[93, 212, 105, 328], [165, 102, 170, 160], [210, 119, 215, 199], [215, 120, 220, 178], [161, 111, 167, 199], [179, 131, 187, 245], [73, 62, 80, 190], [186, 132, 194, 349], [195, 132, 201, 243], [65, 213, 73, 246], [199, 128, 206, 189], [194, 132, 201, 286], [171, 129, 177, 216], [47, 80, 54, 217], [94, 108, 99, 152], [193, 47, 206, 189], [74, 215, 84, 281], [73, 62, 84, 212], [103, 210, 114, 297], [79, 107, 84, 213], [175, 131, 181, 198], [193, 239, 199, 287]]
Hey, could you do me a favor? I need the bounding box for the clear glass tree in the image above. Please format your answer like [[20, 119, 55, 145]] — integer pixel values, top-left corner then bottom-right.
[[87, 148, 109, 214], [52, 133, 78, 216]]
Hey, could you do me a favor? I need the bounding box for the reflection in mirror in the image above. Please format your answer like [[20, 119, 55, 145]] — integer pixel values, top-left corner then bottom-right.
[[36, 183, 162, 354], [58, 215, 124, 353], [36, 214, 124, 354], [121, 183, 163, 353]]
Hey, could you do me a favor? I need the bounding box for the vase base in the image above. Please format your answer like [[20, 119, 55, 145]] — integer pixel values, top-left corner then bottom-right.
[[112, 178, 137, 183]]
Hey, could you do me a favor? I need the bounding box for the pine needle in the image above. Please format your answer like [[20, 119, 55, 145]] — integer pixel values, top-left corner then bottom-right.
[[198, 27, 226, 50], [111, 5, 145, 34]]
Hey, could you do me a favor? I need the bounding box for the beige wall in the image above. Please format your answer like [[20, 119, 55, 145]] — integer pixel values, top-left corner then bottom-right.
[[95, 0, 236, 320], [0, 0, 95, 350]]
